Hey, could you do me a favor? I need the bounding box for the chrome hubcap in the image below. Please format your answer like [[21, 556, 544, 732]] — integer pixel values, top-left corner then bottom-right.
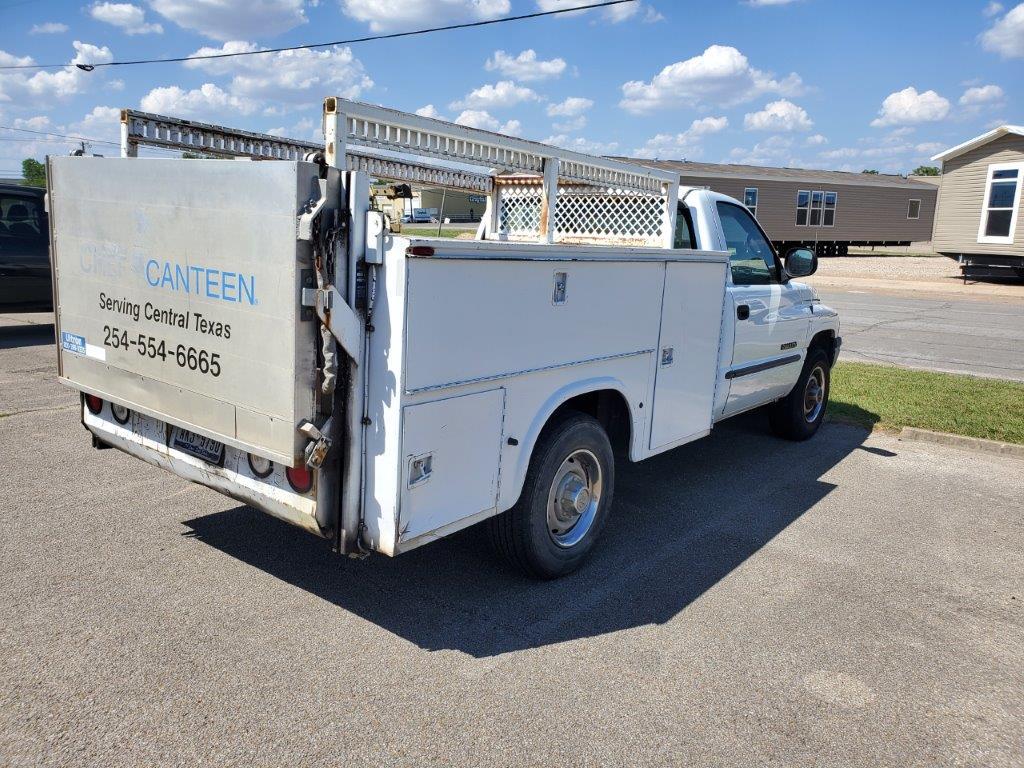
[[546, 449, 602, 548], [803, 366, 826, 423]]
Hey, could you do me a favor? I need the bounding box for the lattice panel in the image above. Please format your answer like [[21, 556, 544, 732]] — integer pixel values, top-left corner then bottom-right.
[[496, 184, 668, 246], [497, 184, 542, 238]]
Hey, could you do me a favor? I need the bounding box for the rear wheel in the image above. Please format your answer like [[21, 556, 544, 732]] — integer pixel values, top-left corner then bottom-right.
[[489, 412, 614, 579], [769, 348, 831, 441]]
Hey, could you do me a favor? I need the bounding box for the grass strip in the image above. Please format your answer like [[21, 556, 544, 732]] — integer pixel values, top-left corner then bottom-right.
[[827, 361, 1024, 445]]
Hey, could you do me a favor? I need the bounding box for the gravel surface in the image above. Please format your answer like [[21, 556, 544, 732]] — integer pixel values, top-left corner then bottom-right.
[[815, 256, 961, 282], [2, 314, 1022, 767]]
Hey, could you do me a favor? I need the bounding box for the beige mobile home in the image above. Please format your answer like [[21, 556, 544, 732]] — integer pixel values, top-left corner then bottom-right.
[[931, 125, 1024, 279], [632, 160, 937, 256]]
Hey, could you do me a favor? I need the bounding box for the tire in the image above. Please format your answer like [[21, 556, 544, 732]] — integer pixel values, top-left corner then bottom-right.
[[489, 412, 615, 579], [769, 347, 831, 441]]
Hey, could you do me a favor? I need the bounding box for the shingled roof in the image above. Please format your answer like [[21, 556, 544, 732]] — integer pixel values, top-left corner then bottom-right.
[[619, 159, 938, 190]]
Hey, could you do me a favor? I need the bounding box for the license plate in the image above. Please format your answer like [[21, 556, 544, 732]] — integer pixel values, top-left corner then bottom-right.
[[171, 428, 225, 465]]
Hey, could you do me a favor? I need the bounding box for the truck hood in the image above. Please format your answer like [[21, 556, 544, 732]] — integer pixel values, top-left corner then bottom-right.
[[787, 280, 818, 303]]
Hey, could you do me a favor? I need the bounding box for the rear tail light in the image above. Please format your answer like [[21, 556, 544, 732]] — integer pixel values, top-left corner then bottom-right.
[[110, 403, 131, 424], [85, 394, 103, 414], [248, 453, 273, 478], [286, 464, 313, 494]]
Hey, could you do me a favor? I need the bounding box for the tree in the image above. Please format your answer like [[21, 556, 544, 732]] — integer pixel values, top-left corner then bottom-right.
[[861, 169, 879, 175], [22, 158, 46, 187], [912, 165, 940, 176]]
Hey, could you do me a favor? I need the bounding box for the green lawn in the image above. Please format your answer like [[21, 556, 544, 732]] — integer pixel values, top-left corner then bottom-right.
[[827, 361, 1024, 444]]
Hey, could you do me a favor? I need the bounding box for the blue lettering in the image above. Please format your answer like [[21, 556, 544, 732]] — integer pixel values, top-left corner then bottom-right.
[[174, 263, 190, 294], [205, 268, 220, 299], [189, 265, 204, 295], [238, 274, 256, 306], [221, 271, 237, 302], [142, 260, 256, 305]]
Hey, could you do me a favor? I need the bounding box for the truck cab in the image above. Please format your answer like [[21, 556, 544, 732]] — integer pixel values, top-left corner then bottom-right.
[[676, 189, 840, 428]]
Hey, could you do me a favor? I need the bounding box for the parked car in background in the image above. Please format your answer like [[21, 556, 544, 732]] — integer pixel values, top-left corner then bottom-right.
[[0, 184, 51, 312]]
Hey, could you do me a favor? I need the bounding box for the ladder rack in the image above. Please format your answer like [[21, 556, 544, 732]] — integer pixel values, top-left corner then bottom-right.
[[119, 98, 680, 247]]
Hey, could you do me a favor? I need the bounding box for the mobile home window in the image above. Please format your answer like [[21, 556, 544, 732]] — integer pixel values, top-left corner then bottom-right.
[[744, 187, 758, 218], [978, 164, 1022, 244], [795, 190, 810, 226], [907, 199, 921, 220], [809, 191, 824, 226], [823, 191, 837, 227]]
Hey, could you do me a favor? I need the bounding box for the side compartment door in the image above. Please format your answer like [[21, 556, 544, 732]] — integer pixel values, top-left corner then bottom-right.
[[715, 201, 811, 417], [649, 260, 728, 451], [399, 388, 506, 542]]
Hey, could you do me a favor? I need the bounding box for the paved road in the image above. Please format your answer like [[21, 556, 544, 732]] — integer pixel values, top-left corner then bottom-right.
[[818, 288, 1024, 381], [1, 315, 1022, 766]]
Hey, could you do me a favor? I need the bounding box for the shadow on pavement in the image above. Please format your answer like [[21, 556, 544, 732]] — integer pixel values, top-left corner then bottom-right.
[[0, 323, 54, 350], [182, 413, 872, 657]]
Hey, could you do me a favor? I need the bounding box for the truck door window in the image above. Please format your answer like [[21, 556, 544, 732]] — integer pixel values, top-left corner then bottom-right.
[[0, 195, 46, 245], [716, 201, 774, 285], [673, 203, 696, 249]]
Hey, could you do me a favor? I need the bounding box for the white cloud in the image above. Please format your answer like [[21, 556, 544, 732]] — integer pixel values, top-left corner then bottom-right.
[[743, 99, 813, 131], [415, 104, 447, 120], [342, 0, 509, 32], [983, 2, 1004, 17], [805, 133, 827, 146], [485, 49, 566, 81], [150, 0, 308, 41], [542, 134, 620, 155], [535, 0, 660, 23], [450, 80, 540, 110], [633, 115, 729, 159], [553, 116, 587, 132], [870, 87, 950, 127], [546, 96, 593, 117], [0, 41, 113, 106], [729, 135, 798, 166], [30, 22, 68, 34], [67, 106, 122, 144], [182, 41, 372, 106], [453, 109, 521, 135], [13, 116, 50, 130], [140, 83, 255, 118], [619, 44, 803, 113], [90, 3, 163, 34], [980, 3, 1024, 57], [959, 84, 1005, 105]]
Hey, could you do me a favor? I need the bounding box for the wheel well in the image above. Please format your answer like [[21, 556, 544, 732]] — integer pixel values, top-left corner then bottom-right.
[[548, 389, 632, 455], [809, 329, 835, 356]]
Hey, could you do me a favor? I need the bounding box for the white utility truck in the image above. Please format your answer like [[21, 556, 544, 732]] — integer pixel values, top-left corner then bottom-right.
[[46, 98, 840, 578]]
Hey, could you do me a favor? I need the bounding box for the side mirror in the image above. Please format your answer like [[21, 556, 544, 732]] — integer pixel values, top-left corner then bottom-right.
[[784, 247, 817, 278]]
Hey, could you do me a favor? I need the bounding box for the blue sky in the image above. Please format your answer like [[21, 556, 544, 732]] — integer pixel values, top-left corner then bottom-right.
[[1, 0, 1021, 178]]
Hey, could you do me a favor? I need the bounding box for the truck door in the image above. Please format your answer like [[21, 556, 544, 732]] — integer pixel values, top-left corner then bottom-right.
[[0, 191, 50, 309], [715, 201, 810, 417]]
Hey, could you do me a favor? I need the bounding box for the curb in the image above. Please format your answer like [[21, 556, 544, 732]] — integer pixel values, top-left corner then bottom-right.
[[899, 427, 1024, 458]]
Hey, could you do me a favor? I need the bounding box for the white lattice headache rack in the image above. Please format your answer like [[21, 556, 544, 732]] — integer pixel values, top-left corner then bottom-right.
[[120, 97, 680, 247]]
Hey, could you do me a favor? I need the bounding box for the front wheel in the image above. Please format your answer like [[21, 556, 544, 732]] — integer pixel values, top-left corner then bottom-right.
[[769, 348, 831, 441], [489, 412, 615, 579]]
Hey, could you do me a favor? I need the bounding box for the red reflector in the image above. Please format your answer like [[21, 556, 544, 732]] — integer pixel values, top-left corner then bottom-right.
[[85, 394, 103, 414], [406, 245, 435, 257], [286, 464, 314, 494]]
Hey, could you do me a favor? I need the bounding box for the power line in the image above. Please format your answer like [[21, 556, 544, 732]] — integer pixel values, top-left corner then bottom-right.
[[0, 124, 119, 146], [0, 0, 636, 71]]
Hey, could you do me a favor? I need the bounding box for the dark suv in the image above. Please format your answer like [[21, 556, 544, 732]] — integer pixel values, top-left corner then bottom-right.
[[0, 184, 51, 312]]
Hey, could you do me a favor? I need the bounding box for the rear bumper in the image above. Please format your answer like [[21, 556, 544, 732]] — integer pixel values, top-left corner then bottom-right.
[[82, 403, 325, 538]]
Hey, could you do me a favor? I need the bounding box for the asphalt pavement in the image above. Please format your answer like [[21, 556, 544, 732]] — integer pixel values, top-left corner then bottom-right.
[[1, 312, 1022, 766], [817, 288, 1024, 381]]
